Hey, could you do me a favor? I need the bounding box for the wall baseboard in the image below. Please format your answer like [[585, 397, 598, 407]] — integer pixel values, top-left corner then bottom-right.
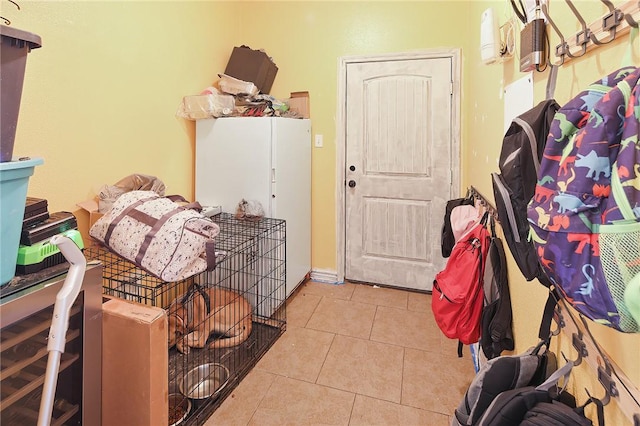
[[309, 269, 341, 284]]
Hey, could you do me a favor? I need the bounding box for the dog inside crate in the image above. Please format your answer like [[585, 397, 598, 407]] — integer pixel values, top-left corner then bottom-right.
[[167, 283, 253, 354], [166, 213, 287, 423], [88, 213, 287, 424]]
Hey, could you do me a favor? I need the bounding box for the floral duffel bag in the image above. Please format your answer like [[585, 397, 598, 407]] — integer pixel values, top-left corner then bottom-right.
[[89, 190, 220, 282]]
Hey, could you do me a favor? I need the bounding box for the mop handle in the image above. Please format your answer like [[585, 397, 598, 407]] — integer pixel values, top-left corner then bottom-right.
[[37, 235, 87, 426], [46, 235, 86, 353]]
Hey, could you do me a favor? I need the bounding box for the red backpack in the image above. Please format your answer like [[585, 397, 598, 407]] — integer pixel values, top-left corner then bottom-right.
[[432, 212, 491, 346]]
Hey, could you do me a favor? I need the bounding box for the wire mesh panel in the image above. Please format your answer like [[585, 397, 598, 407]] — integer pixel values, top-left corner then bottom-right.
[[85, 213, 286, 425], [84, 246, 194, 307]]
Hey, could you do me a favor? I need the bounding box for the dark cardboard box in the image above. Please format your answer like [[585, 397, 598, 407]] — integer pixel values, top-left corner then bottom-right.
[[224, 46, 278, 94]]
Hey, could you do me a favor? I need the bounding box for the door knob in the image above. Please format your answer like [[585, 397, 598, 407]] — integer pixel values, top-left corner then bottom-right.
[[349, 165, 356, 171], [348, 180, 356, 188]]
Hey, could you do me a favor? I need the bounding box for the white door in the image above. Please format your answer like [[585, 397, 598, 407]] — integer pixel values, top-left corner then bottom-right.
[[345, 57, 454, 291]]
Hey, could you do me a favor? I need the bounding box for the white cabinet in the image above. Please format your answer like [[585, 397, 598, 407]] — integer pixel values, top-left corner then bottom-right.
[[195, 117, 311, 299]]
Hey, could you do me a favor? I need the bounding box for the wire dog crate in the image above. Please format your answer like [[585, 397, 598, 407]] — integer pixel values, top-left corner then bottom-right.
[[85, 212, 286, 425]]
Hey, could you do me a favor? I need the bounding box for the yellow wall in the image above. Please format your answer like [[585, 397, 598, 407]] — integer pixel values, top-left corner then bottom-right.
[[7, 0, 241, 213], [6, 1, 639, 424]]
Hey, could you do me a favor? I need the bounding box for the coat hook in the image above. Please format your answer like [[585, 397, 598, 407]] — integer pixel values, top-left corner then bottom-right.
[[590, 0, 623, 45], [6, 0, 20, 10], [625, 2, 640, 28], [585, 388, 610, 409], [584, 364, 618, 408], [550, 306, 564, 336], [542, 3, 567, 64], [565, 331, 587, 366], [579, 394, 606, 426], [564, 0, 590, 57]]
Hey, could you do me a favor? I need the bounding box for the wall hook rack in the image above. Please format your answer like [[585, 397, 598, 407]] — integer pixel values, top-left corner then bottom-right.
[[468, 186, 499, 223], [553, 298, 640, 425], [547, 0, 640, 65]]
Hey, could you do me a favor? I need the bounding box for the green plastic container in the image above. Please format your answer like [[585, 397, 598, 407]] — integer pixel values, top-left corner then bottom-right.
[[0, 157, 44, 285]]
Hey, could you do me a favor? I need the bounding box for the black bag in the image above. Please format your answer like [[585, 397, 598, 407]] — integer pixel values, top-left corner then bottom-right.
[[480, 216, 514, 360], [491, 99, 559, 286], [441, 193, 475, 257], [477, 361, 592, 426], [452, 343, 556, 426], [491, 99, 561, 342], [521, 402, 594, 426]]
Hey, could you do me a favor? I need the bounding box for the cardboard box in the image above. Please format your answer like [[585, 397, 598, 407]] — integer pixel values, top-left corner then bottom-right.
[[288, 91, 310, 118], [102, 298, 168, 426], [76, 198, 103, 247], [224, 46, 278, 94]]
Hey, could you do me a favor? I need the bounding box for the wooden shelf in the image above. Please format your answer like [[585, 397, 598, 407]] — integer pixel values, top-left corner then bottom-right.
[[0, 304, 80, 351], [0, 352, 79, 412], [0, 328, 80, 381]]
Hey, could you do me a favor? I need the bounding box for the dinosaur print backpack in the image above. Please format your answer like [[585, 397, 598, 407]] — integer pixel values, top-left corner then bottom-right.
[[527, 66, 640, 333]]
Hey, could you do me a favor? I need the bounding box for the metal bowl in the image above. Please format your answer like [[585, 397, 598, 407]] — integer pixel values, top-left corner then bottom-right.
[[168, 393, 191, 426], [178, 363, 230, 400]]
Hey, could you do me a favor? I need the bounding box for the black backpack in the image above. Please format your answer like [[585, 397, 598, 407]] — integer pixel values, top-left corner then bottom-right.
[[491, 99, 561, 341], [478, 388, 593, 426], [491, 99, 559, 286], [480, 216, 514, 360], [477, 361, 594, 426], [441, 193, 475, 257], [452, 343, 557, 426]]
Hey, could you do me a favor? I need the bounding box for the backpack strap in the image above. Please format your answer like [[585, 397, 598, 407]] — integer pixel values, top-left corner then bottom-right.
[[485, 237, 515, 356], [621, 26, 639, 68], [546, 64, 558, 100], [538, 288, 560, 342], [535, 359, 574, 393]]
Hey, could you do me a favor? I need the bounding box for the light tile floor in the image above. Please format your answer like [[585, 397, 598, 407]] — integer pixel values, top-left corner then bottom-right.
[[205, 280, 476, 425]]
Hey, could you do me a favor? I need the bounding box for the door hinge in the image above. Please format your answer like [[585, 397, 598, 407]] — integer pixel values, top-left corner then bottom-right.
[[450, 82, 453, 95]]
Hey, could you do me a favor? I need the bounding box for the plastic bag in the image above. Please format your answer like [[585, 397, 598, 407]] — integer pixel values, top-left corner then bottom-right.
[[98, 174, 166, 213], [234, 199, 265, 221], [176, 87, 235, 120]]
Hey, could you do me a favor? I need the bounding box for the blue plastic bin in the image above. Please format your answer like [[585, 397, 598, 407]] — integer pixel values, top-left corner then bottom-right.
[[0, 157, 43, 285]]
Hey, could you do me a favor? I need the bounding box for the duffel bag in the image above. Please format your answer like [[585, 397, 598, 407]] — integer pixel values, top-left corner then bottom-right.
[[90, 190, 220, 282]]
